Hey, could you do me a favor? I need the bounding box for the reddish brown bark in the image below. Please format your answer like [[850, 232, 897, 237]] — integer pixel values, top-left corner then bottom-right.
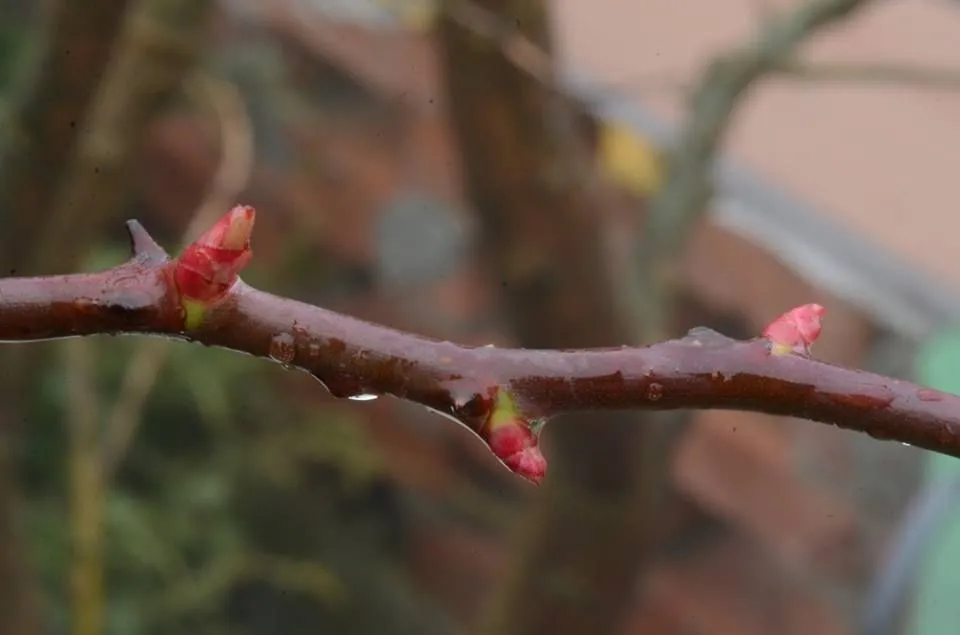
[[0, 219, 957, 479], [0, 212, 957, 633]]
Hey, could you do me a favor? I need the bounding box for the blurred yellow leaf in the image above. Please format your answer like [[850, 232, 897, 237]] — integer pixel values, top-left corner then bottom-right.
[[374, 0, 437, 29], [599, 122, 663, 197]]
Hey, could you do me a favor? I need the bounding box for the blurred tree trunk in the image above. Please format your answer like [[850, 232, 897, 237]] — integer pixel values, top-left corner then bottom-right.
[[0, 3, 136, 632], [0, 451, 43, 635], [438, 2, 672, 633], [0, 1, 213, 632], [0, 0, 132, 271]]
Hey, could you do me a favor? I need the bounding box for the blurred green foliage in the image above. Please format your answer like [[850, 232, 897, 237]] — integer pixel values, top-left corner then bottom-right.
[[0, 6, 457, 631], [0, 0, 37, 99], [13, 235, 420, 634], [910, 329, 960, 635], [0, 22, 24, 92]]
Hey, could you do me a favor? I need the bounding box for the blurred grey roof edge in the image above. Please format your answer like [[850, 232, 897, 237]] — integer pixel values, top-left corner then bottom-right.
[[246, 0, 960, 341], [561, 68, 960, 341]]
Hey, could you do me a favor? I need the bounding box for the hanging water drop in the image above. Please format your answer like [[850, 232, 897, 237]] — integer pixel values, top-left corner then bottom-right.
[[348, 394, 379, 402]]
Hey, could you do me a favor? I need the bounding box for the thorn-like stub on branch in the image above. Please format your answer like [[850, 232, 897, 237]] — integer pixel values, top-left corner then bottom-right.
[[480, 389, 547, 484], [762, 303, 825, 356], [125, 220, 168, 263], [174, 206, 255, 329]]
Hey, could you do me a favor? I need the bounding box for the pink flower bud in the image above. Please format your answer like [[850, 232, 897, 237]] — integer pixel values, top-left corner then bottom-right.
[[480, 390, 547, 484], [486, 424, 546, 484], [175, 206, 255, 306], [503, 447, 547, 485], [762, 303, 825, 356]]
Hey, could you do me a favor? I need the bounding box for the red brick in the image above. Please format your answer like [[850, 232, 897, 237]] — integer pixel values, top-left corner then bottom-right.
[[680, 219, 873, 366], [409, 524, 504, 622], [675, 410, 861, 578], [623, 535, 849, 635]]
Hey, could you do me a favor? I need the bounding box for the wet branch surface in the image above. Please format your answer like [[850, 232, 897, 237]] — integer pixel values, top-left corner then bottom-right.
[[2, 219, 959, 467]]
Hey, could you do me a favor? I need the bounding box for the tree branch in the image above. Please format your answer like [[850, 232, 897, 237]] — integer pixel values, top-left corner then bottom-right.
[[776, 61, 960, 89], [62, 338, 104, 635], [0, 0, 134, 271], [30, 0, 215, 275], [100, 71, 254, 481], [633, 0, 876, 340], [1, 211, 958, 481]]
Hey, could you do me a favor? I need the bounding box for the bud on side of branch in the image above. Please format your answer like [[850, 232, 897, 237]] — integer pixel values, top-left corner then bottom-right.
[[762, 303, 825, 356], [481, 389, 546, 484]]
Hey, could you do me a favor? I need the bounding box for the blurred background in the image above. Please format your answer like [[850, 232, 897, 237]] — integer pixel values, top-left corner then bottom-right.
[[1, 0, 960, 634]]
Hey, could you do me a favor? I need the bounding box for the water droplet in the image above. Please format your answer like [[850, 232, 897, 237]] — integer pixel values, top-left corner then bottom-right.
[[348, 394, 379, 402], [483, 343, 496, 348], [900, 442, 912, 447], [307, 343, 321, 359], [326, 378, 362, 399], [918, 389, 944, 402], [268, 333, 296, 365], [647, 382, 663, 402]]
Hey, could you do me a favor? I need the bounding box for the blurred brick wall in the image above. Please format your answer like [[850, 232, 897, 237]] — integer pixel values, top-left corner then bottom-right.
[[134, 17, 922, 634]]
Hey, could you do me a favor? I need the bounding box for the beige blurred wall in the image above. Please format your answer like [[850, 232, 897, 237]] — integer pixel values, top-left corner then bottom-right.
[[554, 0, 960, 292]]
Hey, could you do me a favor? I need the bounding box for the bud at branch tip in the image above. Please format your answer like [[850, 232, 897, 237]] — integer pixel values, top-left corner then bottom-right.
[[174, 206, 256, 328]]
